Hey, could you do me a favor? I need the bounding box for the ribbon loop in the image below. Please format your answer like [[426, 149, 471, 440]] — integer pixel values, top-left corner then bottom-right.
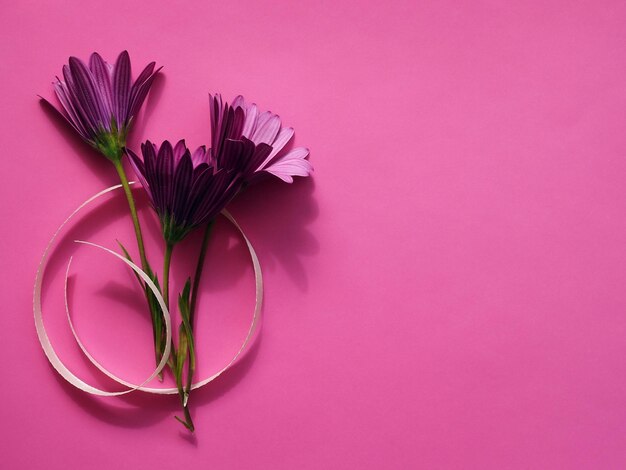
[[34, 184, 262, 396]]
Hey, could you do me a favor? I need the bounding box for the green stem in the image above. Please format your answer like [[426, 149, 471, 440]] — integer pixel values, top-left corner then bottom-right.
[[175, 365, 195, 431], [162, 241, 178, 371], [185, 220, 214, 394], [189, 220, 214, 328], [112, 158, 149, 271], [162, 242, 174, 309], [114, 157, 165, 378]]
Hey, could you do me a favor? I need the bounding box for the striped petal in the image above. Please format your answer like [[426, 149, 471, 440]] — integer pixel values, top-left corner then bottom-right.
[[44, 51, 160, 158], [62, 65, 94, 132], [259, 127, 294, 170], [173, 139, 187, 164], [241, 102, 258, 138], [142, 141, 159, 208], [263, 147, 312, 183], [156, 140, 175, 212], [88, 53, 113, 119], [125, 148, 152, 203], [191, 146, 208, 166], [250, 113, 281, 145], [68, 57, 109, 127], [113, 51, 132, 124], [171, 151, 193, 221], [245, 142, 272, 177], [50, 81, 90, 140], [128, 65, 161, 119]]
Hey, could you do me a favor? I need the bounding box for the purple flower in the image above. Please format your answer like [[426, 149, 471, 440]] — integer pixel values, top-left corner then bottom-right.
[[42, 51, 161, 160], [126, 140, 245, 243], [209, 94, 312, 183]]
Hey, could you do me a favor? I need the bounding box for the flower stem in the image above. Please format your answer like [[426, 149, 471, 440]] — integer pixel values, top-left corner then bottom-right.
[[165, 237, 195, 431], [112, 158, 149, 271], [174, 378, 195, 432], [162, 241, 179, 376], [174, 344, 195, 432], [185, 220, 214, 394], [113, 157, 164, 378], [189, 220, 214, 328], [162, 242, 174, 309]]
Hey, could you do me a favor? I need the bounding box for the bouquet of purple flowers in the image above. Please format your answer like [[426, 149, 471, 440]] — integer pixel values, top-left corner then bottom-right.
[[38, 51, 312, 431]]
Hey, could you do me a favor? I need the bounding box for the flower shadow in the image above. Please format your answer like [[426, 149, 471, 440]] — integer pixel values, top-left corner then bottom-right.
[[230, 177, 319, 291], [170, 176, 319, 298], [94, 280, 150, 321]]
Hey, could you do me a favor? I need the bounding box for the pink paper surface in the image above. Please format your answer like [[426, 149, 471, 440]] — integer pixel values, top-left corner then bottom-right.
[[2, 0, 626, 468]]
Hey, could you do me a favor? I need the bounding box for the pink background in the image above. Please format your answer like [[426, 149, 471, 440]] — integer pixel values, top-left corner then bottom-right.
[[1, 0, 626, 468]]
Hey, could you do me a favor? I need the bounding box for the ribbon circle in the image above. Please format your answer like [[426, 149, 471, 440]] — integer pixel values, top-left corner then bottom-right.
[[34, 183, 263, 395]]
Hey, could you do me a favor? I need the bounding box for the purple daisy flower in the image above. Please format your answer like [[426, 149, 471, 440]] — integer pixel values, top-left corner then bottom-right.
[[126, 140, 245, 244], [42, 51, 161, 160], [209, 94, 312, 183]]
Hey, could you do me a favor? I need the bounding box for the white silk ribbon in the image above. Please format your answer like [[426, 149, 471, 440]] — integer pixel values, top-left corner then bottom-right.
[[34, 183, 263, 396]]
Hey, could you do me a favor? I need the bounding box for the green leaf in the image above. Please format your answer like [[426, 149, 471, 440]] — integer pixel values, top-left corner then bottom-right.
[[177, 279, 196, 370], [116, 240, 143, 286], [117, 239, 167, 361], [176, 325, 188, 377]]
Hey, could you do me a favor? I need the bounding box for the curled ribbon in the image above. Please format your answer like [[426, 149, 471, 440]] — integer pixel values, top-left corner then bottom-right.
[[34, 183, 262, 395]]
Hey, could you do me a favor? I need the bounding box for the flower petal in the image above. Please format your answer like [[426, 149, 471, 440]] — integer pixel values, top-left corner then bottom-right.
[[171, 151, 193, 222], [50, 81, 90, 140], [156, 140, 175, 212], [113, 51, 132, 124], [88, 53, 113, 119], [250, 113, 281, 145], [263, 147, 312, 183], [191, 146, 208, 166], [133, 62, 156, 90], [231, 95, 247, 109], [61, 65, 97, 134], [241, 102, 259, 138], [231, 106, 246, 140], [125, 148, 152, 202], [142, 141, 159, 207], [183, 166, 213, 223], [128, 65, 161, 119], [259, 127, 294, 169], [246, 142, 272, 177], [192, 170, 241, 226], [68, 57, 108, 131], [209, 93, 226, 157], [173, 139, 187, 164], [221, 138, 256, 173]]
